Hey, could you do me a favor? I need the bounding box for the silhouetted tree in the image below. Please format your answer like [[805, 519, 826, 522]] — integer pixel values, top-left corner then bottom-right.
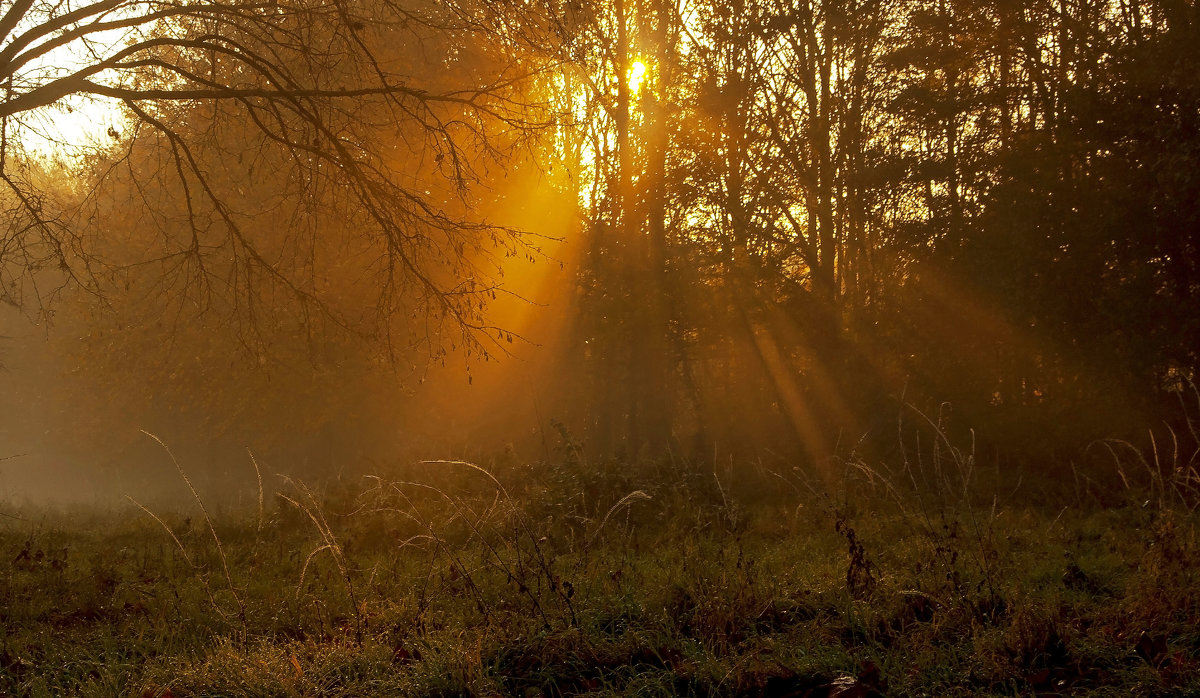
[[0, 0, 546, 357]]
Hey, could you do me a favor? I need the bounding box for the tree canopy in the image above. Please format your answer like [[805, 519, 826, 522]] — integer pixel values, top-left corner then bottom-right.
[[3, 0, 1198, 471], [1, 0, 551, 357]]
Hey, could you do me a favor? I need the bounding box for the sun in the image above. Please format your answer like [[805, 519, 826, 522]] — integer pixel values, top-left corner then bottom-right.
[[628, 60, 648, 95], [7, 19, 129, 158]]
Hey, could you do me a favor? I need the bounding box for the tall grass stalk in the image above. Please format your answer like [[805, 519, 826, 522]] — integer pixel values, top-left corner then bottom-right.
[[134, 431, 248, 637], [277, 477, 364, 645]]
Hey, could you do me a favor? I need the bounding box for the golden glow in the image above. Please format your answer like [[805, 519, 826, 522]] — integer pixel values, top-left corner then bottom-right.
[[628, 60, 648, 95], [11, 17, 129, 156]]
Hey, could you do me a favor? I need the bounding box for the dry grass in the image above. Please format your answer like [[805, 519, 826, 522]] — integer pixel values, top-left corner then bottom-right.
[[1, 441, 1197, 697]]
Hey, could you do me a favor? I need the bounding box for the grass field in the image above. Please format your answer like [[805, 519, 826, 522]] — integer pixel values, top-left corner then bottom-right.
[[1, 443, 1198, 697]]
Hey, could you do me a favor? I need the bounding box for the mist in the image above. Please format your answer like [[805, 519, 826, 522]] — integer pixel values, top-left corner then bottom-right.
[[3, 1, 1200, 695], [0, 167, 586, 505]]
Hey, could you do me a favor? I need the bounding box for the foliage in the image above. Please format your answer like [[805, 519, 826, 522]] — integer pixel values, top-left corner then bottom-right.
[[0, 0, 548, 357], [541, 0, 1200, 462]]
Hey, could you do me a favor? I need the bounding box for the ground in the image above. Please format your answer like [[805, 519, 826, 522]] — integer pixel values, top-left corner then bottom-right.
[[1, 453, 1197, 697]]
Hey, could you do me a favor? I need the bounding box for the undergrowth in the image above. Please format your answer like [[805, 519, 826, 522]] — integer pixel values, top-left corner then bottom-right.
[[1, 421, 1198, 697]]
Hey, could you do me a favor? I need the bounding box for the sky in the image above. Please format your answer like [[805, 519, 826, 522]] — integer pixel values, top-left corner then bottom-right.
[[16, 94, 125, 157], [5, 4, 131, 158]]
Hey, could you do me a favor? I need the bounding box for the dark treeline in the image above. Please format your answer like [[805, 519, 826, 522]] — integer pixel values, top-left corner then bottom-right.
[[1, 0, 1198, 490], [546, 0, 1200, 467]]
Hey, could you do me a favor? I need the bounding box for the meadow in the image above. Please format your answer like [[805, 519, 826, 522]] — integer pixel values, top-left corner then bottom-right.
[[2, 425, 1198, 698]]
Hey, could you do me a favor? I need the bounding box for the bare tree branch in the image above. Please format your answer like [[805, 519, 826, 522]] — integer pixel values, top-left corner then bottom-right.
[[0, 0, 554, 358]]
